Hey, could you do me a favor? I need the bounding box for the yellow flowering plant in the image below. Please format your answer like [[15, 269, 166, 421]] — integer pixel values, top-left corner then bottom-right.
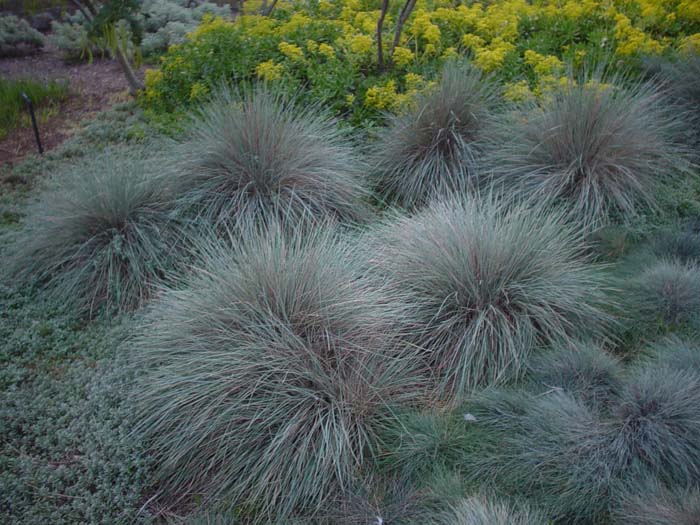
[[142, 0, 700, 124]]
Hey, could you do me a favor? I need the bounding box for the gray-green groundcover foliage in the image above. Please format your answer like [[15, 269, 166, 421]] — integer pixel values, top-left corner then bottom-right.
[[0, 285, 151, 524], [0, 14, 44, 57], [6, 147, 185, 318], [133, 222, 426, 522], [366, 195, 611, 398], [370, 60, 498, 210], [652, 222, 700, 265], [483, 74, 688, 227], [169, 88, 372, 228]]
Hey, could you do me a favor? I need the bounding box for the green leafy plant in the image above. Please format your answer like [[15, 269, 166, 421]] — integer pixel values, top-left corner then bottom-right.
[[0, 14, 44, 57], [133, 222, 426, 522], [367, 196, 611, 398], [0, 77, 69, 140], [370, 60, 498, 210]]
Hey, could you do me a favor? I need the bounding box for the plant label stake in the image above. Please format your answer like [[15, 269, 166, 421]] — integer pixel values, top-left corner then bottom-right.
[[21, 92, 43, 155]]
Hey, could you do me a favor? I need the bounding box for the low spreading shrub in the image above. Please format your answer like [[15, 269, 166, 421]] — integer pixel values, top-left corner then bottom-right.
[[483, 75, 687, 226], [169, 88, 371, 227], [527, 344, 622, 409], [142, 0, 700, 121], [0, 14, 44, 57], [6, 148, 184, 318], [49, 13, 100, 63], [612, 367, 700, 486], [370, 60, 497, 209], [615, 480, 700, 525], [367, 196, 610, 398], [134, 223, 426, 521], [0, 77, 69, 140], [431, 495, 548, 525]]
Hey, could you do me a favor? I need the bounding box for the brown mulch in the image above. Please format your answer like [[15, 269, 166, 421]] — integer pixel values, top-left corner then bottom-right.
[[0, 42, 144, 168]]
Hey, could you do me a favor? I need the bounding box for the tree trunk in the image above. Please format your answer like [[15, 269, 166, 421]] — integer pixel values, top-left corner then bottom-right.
[[114, 46, 144, 96], [390, 0, 416, 64]]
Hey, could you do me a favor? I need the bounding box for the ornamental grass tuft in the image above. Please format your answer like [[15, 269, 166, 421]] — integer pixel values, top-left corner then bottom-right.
[[170, 88, 371, 227], [367, 196, 611, 398], [484, 75, 686, 226], [431, 494, 548, 525], [370, 61, 498, 210], [133, 222, 426, 522], [6, 148, 183, 318]]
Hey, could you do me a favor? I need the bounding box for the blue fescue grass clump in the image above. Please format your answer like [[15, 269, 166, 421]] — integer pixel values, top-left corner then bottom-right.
[[483, 74, 688, 226], [5, 147, 185, 318], [625, 258, 700, 335], [133, 222, 427, 522], [527, 344, 623, 409], [652, 222, 700, 265], [169, 88, 372, 228], [642, 335, 700, 372], [615, 478, 700, 525], [431, 494, 549, 525], [612, 366, 700, 486], [366, 195, 611, 398], [369, 60, 498, 210]]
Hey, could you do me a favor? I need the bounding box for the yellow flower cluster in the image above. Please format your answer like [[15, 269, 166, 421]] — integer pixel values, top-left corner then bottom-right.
[[255, 59, 284, 81], [278, 42, 305, 62]]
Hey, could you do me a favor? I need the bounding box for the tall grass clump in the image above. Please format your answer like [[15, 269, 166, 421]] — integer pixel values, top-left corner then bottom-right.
[[644, 335, 700, 372], [134, 223, 426, 522], [484, 75, 686, 226], [528, 344, 622, 409], [6, 148, 183, 317], [465, 390, 622, 522], [611, 367, 700, 485], [170, 88, 371, 227], [652, 223, 700, 265], [431, 495, 548, 525], [656, 51, 700, 152], [616, 481, 700, 525], [370, 61, 498, 210], [0, 77, 69, 139], [367, 196, 610, 398], [625, 259, 700, 334]]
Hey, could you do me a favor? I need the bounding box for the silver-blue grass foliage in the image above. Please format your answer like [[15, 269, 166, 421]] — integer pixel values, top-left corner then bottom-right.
[[170, 88, 371, 227], [6, 147, 183, 318], [483, 74, 687, 226], [370, 60, 498, 210], [615, 478, 700, 525], [366, 196, 611, 398], [133, 222, 427, 522], [430, 494, 548, 525]]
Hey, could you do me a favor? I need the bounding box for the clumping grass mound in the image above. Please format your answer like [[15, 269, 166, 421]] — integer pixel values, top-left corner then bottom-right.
[[370, 61, 498, 210], [616, 481, 700, 525], [611, 367, 700, 486], [170, 88, 371, 227], [484, 76, 686, 226], [134, 223, 426, 521], [652, 223, 700, 265], [378, 410, 476, 481], [465, 390, 621, 523], [367, 196, 610, 398], [626, 258, 700, 333], [528, 344, 622, 408], [431, 494, 548, 525], [644, 335, 700, 372], [6, 148, 183, 318], [657, 51, 700, 152]]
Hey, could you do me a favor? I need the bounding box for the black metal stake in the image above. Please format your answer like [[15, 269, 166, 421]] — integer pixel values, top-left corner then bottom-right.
[[21, 92, 43, 155]]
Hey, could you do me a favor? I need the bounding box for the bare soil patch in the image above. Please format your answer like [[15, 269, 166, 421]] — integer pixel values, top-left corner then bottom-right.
[[0, 42, 143, 167]]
